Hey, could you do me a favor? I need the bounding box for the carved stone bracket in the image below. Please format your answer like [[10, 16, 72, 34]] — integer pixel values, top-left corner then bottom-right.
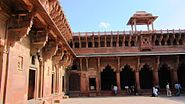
[[59, 51, 73, 68], [52, 47, 64, 65], [30, 30, 48, 55], [8, 12, 34, 46], [43, 40, 58, 60]]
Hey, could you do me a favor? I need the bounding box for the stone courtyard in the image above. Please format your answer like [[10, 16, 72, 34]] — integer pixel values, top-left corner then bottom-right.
[[62, 96, 185, 104]]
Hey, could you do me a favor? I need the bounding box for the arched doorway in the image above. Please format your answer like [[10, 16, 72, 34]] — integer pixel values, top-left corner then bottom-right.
[[139, 64, 153, 89], [120, 64, 135, 90], [178, 63, 185, 88], [101, 65, 116, 90], [69, 73, 80, 91], [158, 64, 171, 88]]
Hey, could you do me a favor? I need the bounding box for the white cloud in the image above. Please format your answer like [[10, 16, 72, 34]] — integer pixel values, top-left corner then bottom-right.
[[99, 22, 111, 30]]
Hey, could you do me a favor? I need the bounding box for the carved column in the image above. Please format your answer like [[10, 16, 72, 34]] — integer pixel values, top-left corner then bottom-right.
[[96, 57, 101, 93], [98, 32, 100, 47], [92, 32, 95, 48], [153, 56, 159, 85], [172, 56, 179, 84], [116, 57, 121, 91], [116, 32, 119, 47], [85, 32, 88, 48], [85, 58, 88, 70], [104, 33, 107, 47], [110, 32, 113, 47], [123, 35, 125, 47], [135, 57, 140, 90], [78, 32, 81, 48]]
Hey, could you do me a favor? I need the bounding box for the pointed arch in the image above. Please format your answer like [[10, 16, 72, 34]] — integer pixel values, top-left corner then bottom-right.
[[158, 64, 171, 88], [101, 65, 116, 90], [139, 64, 153, 89], [120, 64, 135, 90]]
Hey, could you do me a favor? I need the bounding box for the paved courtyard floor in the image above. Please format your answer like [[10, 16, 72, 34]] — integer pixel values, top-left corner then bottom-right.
[[62, 96, 185, 104]]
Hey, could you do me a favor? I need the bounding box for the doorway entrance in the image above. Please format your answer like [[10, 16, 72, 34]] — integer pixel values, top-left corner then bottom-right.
[[139, 64, 153, 89], [120, 64, 135, 90], [158, 64, 171, 88], [28, 69, 36, 100], [89, 78, 96, 90], [101, 65, 116, 90]]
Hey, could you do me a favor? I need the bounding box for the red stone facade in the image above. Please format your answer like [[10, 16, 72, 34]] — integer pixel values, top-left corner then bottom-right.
[[0, 0, 74, 104], [0, 1, 185, 104], [69, 11, 185, 96]]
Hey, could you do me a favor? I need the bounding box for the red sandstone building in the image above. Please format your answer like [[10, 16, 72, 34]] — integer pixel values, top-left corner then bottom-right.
[[0, 0, 75, 104], [0, 0, 185, 104], [69, 11, 185, 96]]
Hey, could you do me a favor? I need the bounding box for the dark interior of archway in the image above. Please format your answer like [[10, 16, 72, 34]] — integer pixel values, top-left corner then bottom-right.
[[159, 64, 171, 88], [120, 65, 135, 89], [178, 63, 185, 88], [69, 73, 80, 91], [101, 65, 116, 90], [139, 64, 153, 89]]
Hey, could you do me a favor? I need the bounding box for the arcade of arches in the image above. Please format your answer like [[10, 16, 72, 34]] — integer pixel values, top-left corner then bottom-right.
[[69, 55, 185, 96]]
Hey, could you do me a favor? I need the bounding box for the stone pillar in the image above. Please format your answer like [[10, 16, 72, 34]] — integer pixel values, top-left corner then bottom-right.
[[116, 71, 121, 91], [96, 58, 101, 95], [153, 56, 159, 85], [172, 56, 179, 85], [172, 69, 178, 85], [135, 70, 140, 90], [153, 70, 159, 86]]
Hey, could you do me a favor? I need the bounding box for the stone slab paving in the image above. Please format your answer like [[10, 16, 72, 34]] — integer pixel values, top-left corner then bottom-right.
[[62, 96, 185, 104]]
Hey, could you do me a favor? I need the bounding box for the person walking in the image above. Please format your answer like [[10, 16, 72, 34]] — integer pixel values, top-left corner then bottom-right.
[[166, 83, 171, 96], [175, 82, 182, 96]]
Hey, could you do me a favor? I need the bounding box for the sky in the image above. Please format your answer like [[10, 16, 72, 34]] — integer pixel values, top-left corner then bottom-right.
[[60, 0, 185, 32]]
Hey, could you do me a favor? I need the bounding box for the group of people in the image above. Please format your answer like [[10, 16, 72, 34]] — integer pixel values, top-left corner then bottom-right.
[[112, 85, 138, 96], [152, 82, 182, 97]]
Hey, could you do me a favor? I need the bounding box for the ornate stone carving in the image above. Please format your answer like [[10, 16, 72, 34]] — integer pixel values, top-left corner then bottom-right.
[[30, 30, 48, 55], [42, 40, 58, 60], [8, 12, 33, 46], [52, 46, 64, 65]]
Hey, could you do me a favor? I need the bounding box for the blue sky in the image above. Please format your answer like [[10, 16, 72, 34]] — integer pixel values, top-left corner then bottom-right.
[[60, 0, 185, 32]]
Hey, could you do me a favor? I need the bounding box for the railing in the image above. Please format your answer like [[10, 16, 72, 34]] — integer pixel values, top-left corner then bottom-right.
[[73, 29, 185, 36]]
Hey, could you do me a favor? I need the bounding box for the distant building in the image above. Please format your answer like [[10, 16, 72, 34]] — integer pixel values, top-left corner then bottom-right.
[[69, 11, 185, 96]]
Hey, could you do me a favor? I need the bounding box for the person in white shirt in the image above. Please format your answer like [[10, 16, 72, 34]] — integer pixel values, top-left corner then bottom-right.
[[152, 86, 158, 97], [166, 83, 171, 96], [113, 85, 118, 95]]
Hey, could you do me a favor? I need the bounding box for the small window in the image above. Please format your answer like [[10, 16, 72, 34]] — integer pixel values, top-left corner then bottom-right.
[[131, 41, 135, 47], [125, 41, 129, 47], [81, 42, 86, 48], [107, 41, 110, 47], [89, 78, 96, 90], [167, 39, 171, 45], [31, 56, 36, 65], [75, 42, 79, 48], [88, 42, 93, 48], [112, 41, 117, 47], [155, 40, 159, 46], [100, 41, 105, 47], [94, 42, 98, 47], [119, 41, 123, 47]]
